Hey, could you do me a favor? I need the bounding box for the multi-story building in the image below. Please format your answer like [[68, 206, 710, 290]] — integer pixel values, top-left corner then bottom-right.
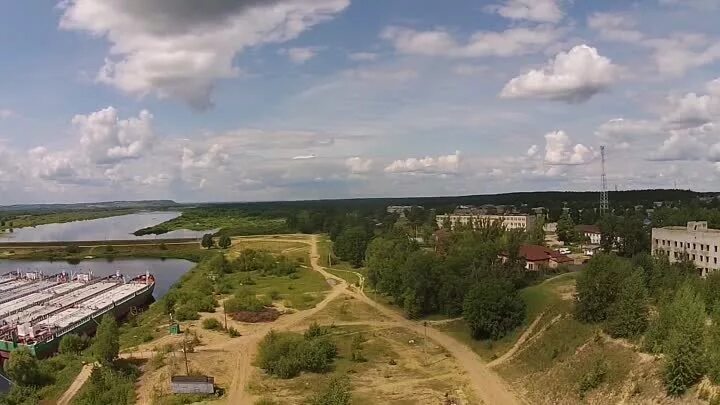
[[436, 209, 537, 232], [652, 221, 720, 277], [576, 224, 602, 245]]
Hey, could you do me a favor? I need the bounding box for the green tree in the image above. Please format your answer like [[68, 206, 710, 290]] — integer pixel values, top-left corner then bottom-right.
[[201, 233, 215, 249], [59, 333, 86, 355], [334, 227, 369, 267], [575, 254, 633, 323], [463, 277, 525, 340], [218, 235, 232, 249], [705, 304, 720, 384], [662, 284, 706, 396], [3, 347, 40, 386], [527, 216, 546, 246], [604, 270, 649, 338], [556, 212, 576, 243], [92, 315, 119, 365], [309, 375, 352, 405]]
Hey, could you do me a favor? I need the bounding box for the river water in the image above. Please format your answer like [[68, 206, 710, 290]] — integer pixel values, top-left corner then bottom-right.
[[0, 211, 209, 243], [0, 258, 194, 299]]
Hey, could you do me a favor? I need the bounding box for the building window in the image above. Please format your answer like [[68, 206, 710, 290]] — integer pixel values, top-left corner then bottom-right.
[[715, 257, 717, 265], [693, 243, 697, 249], [693, 254, 696, 260]]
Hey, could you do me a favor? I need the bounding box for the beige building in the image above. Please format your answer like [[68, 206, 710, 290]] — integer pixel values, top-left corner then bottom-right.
[[436, 212, 537, 231], [652, 221, 720, 276]]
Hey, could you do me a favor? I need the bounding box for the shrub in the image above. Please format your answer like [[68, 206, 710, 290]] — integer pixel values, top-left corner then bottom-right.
[[227, 327, 241, 338], [65, 244, 80, 254], [578, 360, 607, 398], [59, 333, 86, 355], [224, 295, 265, 313], [202, 318, 222, 330], [257, 329, 337, 379], [309, 376, 352, 405], [174, 306, 200, 321]]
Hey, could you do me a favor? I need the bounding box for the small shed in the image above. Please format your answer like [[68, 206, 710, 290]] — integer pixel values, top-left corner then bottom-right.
[[168, 323, 181, 335], [171, 375, 215, 394]]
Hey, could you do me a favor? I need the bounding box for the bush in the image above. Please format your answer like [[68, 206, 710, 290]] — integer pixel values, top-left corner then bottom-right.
[[174, 306, 200, 321], [73, 366, 139, 405], [224, 294, 265, 313], [59, 333, 86, 355], [227, 327, 241, 338], [578, 360, 607, 398], [309, 376, 351, 405], [65, 244, 80, 254], [257, 329, 337, 379], [202, 318, 222, 330], [575, 254, 633, 323]]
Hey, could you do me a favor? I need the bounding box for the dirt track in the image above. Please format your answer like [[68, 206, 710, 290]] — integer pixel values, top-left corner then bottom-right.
[[60, 234, 523, 404]]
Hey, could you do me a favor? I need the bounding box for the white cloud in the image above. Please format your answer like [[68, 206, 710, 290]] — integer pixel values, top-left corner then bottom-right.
[[645, 34, 720, 76], [500, 45, 620, 103], [595, 118, 664, 148], [345, 157, 373, 174], [650, 132, 706, 161], [0, 109, 14, 119], [181, 144, 229, 170], [384, 151, 461, 174], [587, 12, 644, 43], [348, 52, 378, 62], [486, 0, 564, 23], [72, 107, 154, 165], [59, 0, 350, 108], [527, 144, 539, 157], [544, 130, 595, 165], [292, 154, 317, 160], [381, 25, 561, 58], [281, 47, 322, 64], [663, 92, 718, 130]]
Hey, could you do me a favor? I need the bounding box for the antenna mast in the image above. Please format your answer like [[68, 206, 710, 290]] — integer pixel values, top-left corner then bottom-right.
[[600, 145, 609, 216]]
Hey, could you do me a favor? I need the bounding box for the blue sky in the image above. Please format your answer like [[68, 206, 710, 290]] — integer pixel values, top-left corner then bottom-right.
[[1, 0, 720, 203]]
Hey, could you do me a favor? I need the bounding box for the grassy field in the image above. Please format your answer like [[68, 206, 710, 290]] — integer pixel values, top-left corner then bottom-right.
[[250, 324, 474, 404], [133, 209, 288, 237], [0, 209, 137, 231], [434, 271, 580, 362]]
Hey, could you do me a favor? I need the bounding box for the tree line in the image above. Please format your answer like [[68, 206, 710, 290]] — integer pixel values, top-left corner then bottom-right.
[[575, 252, 720, 396]]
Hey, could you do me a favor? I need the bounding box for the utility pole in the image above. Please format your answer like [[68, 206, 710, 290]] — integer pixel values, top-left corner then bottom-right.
[[600, 146, 609, 216], [182, 335, 190, 375]]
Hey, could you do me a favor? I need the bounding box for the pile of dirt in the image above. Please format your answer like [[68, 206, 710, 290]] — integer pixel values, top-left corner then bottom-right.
[[230, 307, 281, 323]]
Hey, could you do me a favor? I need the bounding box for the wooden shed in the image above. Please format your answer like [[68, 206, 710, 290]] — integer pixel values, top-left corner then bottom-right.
[[171, 375, 214, 394]]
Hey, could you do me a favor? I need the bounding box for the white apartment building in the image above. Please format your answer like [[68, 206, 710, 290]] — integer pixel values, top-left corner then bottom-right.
[[436, 212, 536, 231], [652, 221, 720, 277]]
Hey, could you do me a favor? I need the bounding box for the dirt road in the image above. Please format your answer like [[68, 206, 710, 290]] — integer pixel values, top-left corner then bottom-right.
[[68, 234, 523, 404], [57, 363, 94, 405]]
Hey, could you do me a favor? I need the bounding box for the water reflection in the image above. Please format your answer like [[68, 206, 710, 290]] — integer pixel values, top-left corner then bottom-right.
[[0, 211, 209, 243]]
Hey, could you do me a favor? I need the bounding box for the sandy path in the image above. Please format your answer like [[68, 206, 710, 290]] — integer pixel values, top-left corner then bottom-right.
[[57, 363, 94, 405], [488, 313, 545, 368]]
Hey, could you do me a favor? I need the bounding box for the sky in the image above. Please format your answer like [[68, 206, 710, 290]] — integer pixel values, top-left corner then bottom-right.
[[1, 0, 720, 204]]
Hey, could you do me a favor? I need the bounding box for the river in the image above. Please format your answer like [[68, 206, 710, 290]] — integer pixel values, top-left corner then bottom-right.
[[0, 211, 209, 243], [0, 258, 194, 299]]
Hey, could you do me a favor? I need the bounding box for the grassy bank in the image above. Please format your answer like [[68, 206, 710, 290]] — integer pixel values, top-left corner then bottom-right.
[[133, 208, 288, 237], [0, 241, 208, 262], [0, 209, 137, 231]]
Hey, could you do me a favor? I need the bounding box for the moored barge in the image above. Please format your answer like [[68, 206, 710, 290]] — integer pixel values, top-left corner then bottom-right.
[[0, 270, 154, 360]]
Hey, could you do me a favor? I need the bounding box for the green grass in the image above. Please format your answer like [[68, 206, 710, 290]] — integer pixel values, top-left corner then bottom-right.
[[0, 241, 210, 262], [0, 209, 137, 231], [227, 266, 331, 310], [134, 209, 288, 237], [433, 271, 580, 362], [36, 354, 86, 401]]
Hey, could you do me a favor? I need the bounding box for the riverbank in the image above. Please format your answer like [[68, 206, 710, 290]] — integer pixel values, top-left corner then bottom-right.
[[0, 240, 209, 262], [0, 209, 138, 232]]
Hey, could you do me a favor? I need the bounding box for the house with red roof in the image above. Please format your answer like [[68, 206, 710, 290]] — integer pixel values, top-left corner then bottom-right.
[[499, 244, 574, 271]]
